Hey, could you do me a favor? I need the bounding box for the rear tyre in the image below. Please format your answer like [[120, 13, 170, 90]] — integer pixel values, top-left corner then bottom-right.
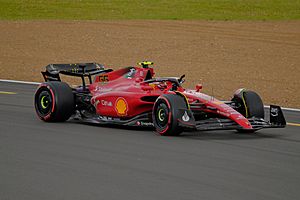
[[232, 89, 264, 133], [152, 94, 187, 136], [34, 81, 75, 122]]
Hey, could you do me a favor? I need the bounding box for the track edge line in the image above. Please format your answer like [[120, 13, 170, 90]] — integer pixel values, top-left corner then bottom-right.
[[0, 79, 40, 85], [264, 105, 300, 112]]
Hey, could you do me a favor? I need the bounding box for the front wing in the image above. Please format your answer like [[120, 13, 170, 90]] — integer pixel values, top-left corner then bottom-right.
[[178, 105, 286, 131]]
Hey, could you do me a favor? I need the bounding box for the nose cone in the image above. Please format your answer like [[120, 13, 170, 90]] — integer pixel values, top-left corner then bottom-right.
[[213, 101, 253, 129], [235, 116, 253, 129]]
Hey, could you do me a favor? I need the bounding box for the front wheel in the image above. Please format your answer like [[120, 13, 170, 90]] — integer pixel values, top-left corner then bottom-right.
[[232, 89, 264, 133], [232, 89, 264, 119], [152, 94, 188, 136]]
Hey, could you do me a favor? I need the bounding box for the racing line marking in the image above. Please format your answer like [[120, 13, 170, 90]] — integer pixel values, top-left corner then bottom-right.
[[0, 91, 17, 95]]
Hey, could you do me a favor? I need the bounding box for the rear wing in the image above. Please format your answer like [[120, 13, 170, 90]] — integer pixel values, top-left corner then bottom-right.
[[42, 63, 113, 89]]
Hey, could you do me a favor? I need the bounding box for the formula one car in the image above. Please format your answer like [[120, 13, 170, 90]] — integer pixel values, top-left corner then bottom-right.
[[34, 61, 286, 136]]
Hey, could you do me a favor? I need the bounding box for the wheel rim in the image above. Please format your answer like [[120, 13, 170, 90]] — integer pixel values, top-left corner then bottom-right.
[[155, 102, 169, 128], [36, 90, 52, 116]]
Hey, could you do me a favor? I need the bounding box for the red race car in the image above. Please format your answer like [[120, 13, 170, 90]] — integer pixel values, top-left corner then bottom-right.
[[34, 61, 286, 136]]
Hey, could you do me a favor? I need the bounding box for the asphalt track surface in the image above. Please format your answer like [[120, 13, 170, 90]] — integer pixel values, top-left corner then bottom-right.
[[1, 82, 300, 200]]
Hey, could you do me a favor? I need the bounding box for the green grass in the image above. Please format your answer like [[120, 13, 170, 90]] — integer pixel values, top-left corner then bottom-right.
[[0, 0, 299, 20]]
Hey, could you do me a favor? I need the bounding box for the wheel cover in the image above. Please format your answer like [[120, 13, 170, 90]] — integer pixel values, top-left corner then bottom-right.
[[36, 90, 52, 116], [155, 102, 169, 128], [40, 96, 49, 109]]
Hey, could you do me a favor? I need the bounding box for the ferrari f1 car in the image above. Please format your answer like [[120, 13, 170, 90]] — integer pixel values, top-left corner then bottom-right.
[[34, 61, 286, 136]]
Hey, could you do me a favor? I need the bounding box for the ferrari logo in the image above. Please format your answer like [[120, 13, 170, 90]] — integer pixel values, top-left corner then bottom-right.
[[115, 97, 128, 116]]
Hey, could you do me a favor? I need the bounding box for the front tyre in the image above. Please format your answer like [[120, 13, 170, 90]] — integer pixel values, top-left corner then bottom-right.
[[34, 81, 75, 122], [232, 89, 264, 119], [232, 89, 264, 133], [152, 94, 188, 136]]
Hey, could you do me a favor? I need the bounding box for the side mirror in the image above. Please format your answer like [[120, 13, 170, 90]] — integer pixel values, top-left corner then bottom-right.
[[196, 84, 202, 92], [178, 74, 185, 84]]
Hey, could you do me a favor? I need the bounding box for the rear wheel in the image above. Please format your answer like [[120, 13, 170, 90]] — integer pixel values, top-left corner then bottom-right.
[[34, 81, 75, 122], [152, 94, 187, 136]]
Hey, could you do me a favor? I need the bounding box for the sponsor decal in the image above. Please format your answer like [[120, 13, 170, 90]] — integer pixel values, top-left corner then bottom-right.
[[219, 104, 240, 115], [95, 86, 112, 93], [136, 121, 154, 126], [217, 110, 230, 117], [124, 68, 136, 79], [236, 115, 245, 120], [271, 107, 279, 117], [99, 116, 114, 121], [101, 100, 112, 107], [182, 111, 190, 122], [93, 99, 112, 108], [115, 97, 128, 116], [187, 90, 212, 101]]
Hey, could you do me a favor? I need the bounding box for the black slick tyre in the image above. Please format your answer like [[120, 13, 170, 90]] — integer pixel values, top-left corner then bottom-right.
[[152, 94, 188, 136], [232, 89, 264, 119], [34, 81, 75, 122], [232, 89, 264, 133]]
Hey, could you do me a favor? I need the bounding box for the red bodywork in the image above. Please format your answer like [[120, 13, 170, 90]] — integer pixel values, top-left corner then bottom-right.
[[89, 66, 252, 130]]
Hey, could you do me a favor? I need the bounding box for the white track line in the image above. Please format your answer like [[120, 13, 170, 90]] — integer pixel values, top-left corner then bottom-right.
[[0, 79, 40, 85], [264, 105, 300, 112], [1, 79, 300, 112]]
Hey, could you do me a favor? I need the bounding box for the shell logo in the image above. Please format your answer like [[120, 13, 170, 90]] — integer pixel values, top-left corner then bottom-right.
[[115, 97, 128, 116]]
